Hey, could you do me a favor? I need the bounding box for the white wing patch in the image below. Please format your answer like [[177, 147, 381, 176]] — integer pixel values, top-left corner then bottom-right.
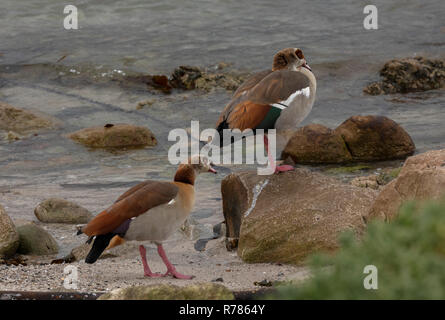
[[167, 199, 176, 205], [271, 86, 310, 110]]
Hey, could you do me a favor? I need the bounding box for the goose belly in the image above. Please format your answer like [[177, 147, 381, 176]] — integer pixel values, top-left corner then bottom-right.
[[124, 202, 189, 242]]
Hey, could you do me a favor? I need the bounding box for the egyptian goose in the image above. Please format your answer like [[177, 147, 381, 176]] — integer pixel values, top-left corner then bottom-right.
[[77, 156, 216, 279], [215, 48, 316, 172]]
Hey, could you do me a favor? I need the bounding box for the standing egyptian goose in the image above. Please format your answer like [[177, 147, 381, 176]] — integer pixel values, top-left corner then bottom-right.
[[215, 48, 316, 172], [77, 156, 216, 279]]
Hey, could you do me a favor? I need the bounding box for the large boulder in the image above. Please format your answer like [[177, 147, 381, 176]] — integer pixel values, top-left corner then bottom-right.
[[281, 124, 352, 164], [15, 220, 59, 255], [221, 169, 378, 264], [68, 124, 157, 148], [0, 205, 20, 258], [0, 102, 52, 135], [34, 198, 92, 224], [367, 149, 445, 221], [282, 115, 415, 164], [98, 283, 234, 300], [364, 57, 445, 95], [335, 116, 415, 161]]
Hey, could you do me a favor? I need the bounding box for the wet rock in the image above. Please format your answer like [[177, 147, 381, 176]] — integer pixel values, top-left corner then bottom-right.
[[335, 115, 415, 161], [221, 169, 377, 264], [170, 66, 203, 90], [281, 124, 352, 164], [98, 283, 234, 300], [170, 65, 249, 92], [282, 116, 415, 164], [0, 102, 52, 135], [367, 149, 445, 222], [14, 220, 59, 255], [364, 57, 445, 95], [0, 205, 20, 258], [68, 124, 157, 148], [34, 198, 92, 224], [149, 75, 172, 93]]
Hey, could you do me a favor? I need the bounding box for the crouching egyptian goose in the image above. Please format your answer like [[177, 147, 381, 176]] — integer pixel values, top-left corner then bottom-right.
[[215, 48, 316, 172], [77, 156, 216, 279]]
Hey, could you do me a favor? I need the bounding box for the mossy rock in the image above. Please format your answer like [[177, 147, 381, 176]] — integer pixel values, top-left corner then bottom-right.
[[0, 205, 20, 258], [15, 220, 59, 255], [98, 283, 234, 300]]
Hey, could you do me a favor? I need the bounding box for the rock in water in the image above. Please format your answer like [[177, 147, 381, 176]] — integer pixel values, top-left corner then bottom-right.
[[68, 124, 157, 148], [221, 169, 377, 264], [34, 198, 92, 224], [0, 102, 53, 137], [282, 115, 415, 164], [98, 283, 234, 300], [364, 57, 445, 95], [170, 65, 249, 91], [0, 205, 20, 258], [15, 220, 59, 255], [368, 149, 445, 222]]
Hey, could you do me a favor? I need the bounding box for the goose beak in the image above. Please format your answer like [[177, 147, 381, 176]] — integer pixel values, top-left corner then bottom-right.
[[303, 63, 312, 71]]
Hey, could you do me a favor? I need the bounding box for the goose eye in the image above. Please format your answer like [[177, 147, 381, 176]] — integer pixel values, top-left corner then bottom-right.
[[295, 49, 304, 59]]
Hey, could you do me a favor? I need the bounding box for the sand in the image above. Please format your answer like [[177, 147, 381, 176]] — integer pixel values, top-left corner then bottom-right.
[[0, 232, 308, 293]]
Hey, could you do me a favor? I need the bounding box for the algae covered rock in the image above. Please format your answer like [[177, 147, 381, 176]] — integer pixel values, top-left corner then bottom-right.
[[98, 283, 234, 300], [170, 65, 249, 91], [364, 57, 445, 95], [0, 101, 52, 134], [68, 123, 157, 148]]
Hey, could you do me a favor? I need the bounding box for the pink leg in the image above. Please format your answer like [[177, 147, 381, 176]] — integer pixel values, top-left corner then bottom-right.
[[156, 244, 194, 279], [264, 135, 294, 173], [139, 245, 162, 277]]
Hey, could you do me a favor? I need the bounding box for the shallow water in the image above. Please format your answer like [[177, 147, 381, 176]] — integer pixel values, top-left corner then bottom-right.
[[0, 0, 444, 229]]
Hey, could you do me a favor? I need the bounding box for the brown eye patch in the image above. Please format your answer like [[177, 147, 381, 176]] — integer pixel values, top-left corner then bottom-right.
[[295, 49, 304, 59]]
